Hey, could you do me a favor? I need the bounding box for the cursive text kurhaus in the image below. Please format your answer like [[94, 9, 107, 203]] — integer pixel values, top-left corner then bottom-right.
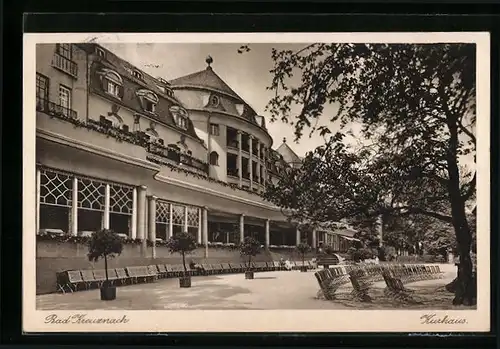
[[44, 314, 129, 325], [420, 313, 467, 325]]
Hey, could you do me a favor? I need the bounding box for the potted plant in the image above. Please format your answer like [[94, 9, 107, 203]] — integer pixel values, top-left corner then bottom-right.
[[296, 242, 311, 272], [240, 236, 261, 279], [87, 229, 123, 301], [166, 231, 197, 288]]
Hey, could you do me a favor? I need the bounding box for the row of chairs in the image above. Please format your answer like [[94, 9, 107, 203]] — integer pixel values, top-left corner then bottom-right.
[[56, 260, 299, 293], [315, 264, 445, 300]]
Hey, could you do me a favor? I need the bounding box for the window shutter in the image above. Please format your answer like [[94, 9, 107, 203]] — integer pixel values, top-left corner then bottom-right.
[[118, 85, 124, 98]]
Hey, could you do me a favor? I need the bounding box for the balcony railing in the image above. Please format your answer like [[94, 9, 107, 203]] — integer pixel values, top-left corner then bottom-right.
[[36, 97, 77, 120], [227, 167, 239, 177], [227, 140, 239, 149], [147, 143, 209, 174], [51, 52, 78, 78]]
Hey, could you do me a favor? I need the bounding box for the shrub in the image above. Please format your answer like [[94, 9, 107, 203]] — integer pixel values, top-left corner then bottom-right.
[[166, 232, 197, 275], [87, 229, 123, 283], [239, 236, 261, 271], [296, 242, 311, 266]]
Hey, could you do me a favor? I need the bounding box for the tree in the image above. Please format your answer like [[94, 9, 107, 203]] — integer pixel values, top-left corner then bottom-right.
[[239, 236, 261, 271], [296, 242, 311, 266], [87, 229, 123, 283], [264, 43, 476, 305], [166, 232, 197, 275]]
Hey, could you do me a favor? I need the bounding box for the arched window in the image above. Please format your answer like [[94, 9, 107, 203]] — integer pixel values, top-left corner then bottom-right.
[[209, 151, 219, 166], [98, 69, 124, 99]]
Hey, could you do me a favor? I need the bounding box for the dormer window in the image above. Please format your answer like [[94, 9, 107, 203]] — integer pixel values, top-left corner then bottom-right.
[[170, 106, 189, 131], [96, 47, 106, 58], [98, 69, 123, 99], [145, 100, 156, 113], [210, 95, 220, 107], [133, 70, 143, 80], [136, 89, 159, 115]]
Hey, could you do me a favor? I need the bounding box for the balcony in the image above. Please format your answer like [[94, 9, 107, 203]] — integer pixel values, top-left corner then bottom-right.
[[147, 143, 209, 174], [51, 53, 78, 78], [227, 140, 239, 150], [37, 97, 77, 120], [227, 167, 238, 178]]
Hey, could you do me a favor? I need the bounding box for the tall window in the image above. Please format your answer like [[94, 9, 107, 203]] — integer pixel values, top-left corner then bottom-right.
[[145, 100, 156, 113], [57, 44, 72, 60], [36, 73, 49, 100], [209, 151, 219, 166], [58, 85, 72, 115], [172, 204, 185, 236], [210, 123, 219, 136], [106, 80, 121, 97]]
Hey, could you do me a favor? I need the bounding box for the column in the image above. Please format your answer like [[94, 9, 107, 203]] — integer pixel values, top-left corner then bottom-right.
[[263, 147, 268, 186], [168, 204, 173, 239], [103, 184, 110, 229], [136, 185, 147, 240], [70, 177, 78, 236], [296, 227, 301, 246], [237, 131, 242, 187], [265, 219, 270, 248], [130, 187, 137, 239], [249, 135, 254, 190], [148, 196, 157, 258], [184, 206, 188, 233], [203, 207, 209, 258], [197, 207, 202, 244], [148, 196, 157, 241], [257, 141, 261, 186], [239, 214, 245, 243], [312, 228, 317, 249], [35, 168, 41, 233]]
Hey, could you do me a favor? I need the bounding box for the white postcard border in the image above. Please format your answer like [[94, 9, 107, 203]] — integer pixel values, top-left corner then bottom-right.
[[23, 32, 490, 333]]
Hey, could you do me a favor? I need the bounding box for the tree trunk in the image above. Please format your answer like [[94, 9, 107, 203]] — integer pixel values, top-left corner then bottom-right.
[[104, 254, 109, 282], [444, 110, 475, 306], [182, 251, 187, 276], [302, 254, 305, 266], [248, 255, 252, 271]]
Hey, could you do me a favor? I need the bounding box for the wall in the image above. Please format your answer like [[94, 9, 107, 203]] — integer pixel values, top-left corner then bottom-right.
[[36, 44, 89, 122], [36, 240, 279, 294]]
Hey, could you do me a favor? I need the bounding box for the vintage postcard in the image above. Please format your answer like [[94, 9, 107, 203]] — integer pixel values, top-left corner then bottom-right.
[[23, 32, 490, 333]]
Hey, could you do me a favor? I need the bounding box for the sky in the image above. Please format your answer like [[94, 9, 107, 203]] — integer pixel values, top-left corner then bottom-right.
[[102, 43, 333, 156]]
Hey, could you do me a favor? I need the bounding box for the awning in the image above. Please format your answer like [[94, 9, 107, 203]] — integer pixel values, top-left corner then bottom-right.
[[340, 236, 361, 242]]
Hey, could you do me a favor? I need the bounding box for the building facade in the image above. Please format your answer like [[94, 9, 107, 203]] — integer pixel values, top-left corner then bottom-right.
[[34, 43, 355, 256]]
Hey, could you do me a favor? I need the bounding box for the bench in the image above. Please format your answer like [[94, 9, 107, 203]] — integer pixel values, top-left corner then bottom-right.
[[382, 270, 420, 304], [317, 256, 340, 268], [115, 268, 130, 285], [348, 269, 372, 302], [56, 270, 85, 293]]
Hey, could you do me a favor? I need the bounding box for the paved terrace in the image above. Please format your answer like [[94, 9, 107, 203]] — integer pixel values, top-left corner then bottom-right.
[[37, 264, 467, 310]]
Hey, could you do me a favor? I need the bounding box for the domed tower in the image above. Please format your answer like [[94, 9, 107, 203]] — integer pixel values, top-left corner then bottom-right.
[[169, 56, 273, 193]]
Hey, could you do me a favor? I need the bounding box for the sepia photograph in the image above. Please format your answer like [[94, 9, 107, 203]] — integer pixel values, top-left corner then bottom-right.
[[23, 32, 490, 332]]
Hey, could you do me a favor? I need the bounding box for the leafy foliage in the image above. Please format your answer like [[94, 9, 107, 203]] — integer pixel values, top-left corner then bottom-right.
[[347, 247, 374, 262], [166, 232, 197, 273], [240, 236, 261, 269], [263, 43, 476, 305], [87, 229, 123, 262], [296, 242, 311, 265]]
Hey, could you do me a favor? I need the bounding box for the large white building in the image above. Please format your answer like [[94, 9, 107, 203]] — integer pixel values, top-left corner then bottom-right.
[[35, 43, 355, 255]]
